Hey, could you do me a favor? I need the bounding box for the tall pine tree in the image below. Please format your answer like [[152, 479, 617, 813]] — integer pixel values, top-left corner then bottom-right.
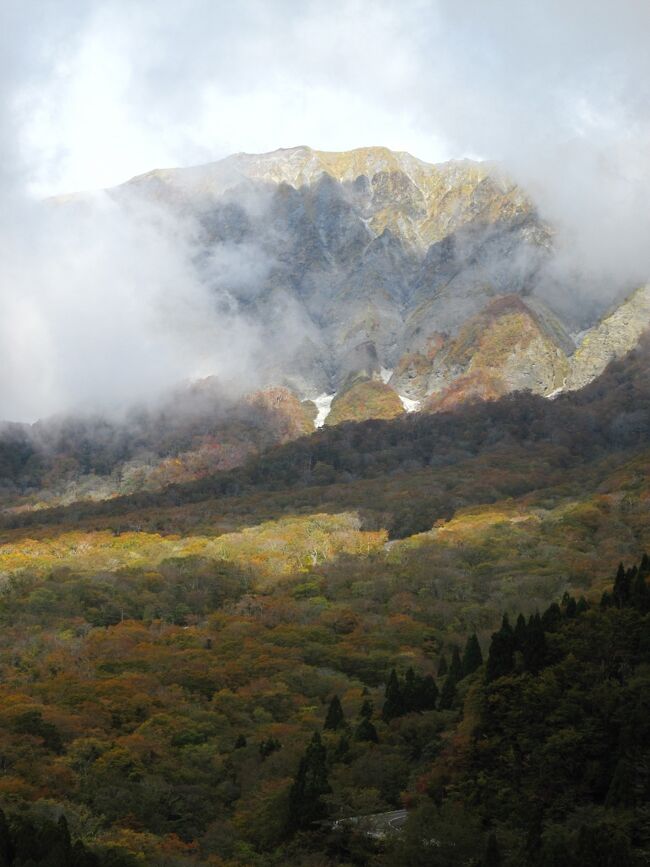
[[462, 634, 483, 676], [486, 615, 515, 682], [382, 669, 405, 722], [287, 732, 331, 832], [323, 695, 345, 731]]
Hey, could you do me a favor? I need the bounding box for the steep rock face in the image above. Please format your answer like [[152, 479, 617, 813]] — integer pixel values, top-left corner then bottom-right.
[[566, 286, 650, 391], [395, 295, 572, 406], [68, 146, 650, 420], [114, 146, 550, 393]]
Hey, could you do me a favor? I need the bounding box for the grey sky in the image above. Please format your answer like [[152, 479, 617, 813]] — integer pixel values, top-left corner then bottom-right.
[[1, 0, 649, 420]]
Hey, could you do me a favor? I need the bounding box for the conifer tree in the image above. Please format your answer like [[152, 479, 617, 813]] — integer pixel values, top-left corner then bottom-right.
[[449, 646, 463, 681], [541, 602, 562, 630], [565, 596, 577, 618], [462, 634, 483, 676], [382, 669, 405, 722], [403, 668, 418, 713], [354, 718, 379, 743], [324, 695, 345, 731], [486, 614, 515, 682], [334, 735, 350, 761], [0, 809, 14, 867], [613, 562, 630, 607], [522, 614, 547, 674], [420, 674, 439, 711], [514, 613, 528, 649], [287, 732, 331, 832], [437, 655, 448, 678], [359, 699, 373, 719], [632, 570, 649, 611], [438, 670, 457, 710]]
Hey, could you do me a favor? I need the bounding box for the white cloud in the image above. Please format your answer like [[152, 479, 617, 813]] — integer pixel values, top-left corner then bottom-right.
[[2, 0, 650, 419]]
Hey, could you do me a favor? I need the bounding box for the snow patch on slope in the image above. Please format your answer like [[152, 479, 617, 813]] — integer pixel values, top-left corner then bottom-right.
[[399, 395, 421, 412], [313, 393, 335, 427]]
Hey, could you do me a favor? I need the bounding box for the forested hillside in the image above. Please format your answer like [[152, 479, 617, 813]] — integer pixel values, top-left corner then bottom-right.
[[0, 339, 647, 863]]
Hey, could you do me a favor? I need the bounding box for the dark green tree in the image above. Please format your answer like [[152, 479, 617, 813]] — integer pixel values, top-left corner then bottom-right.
[[419, 674, 439, 711], [613, 563, 630, 607], [541, 602, 562, 630], [438, 670, 457, 710], [324, 695, 345, 731], [382, 669, 405, 722], [437, 655, 448, 678], [462, 634, 483, 677], [287, 732, 331, 832], [334, 735, 350, 762], [486, 615, 515, 682], [632, 570, 649, 611], [0, 809, 14, 867], [449, 646, 463, 681], [522, 613, 547, 674], [354, 718, 379, 743], [403, 668, 418, 713], [514, 613, 528, 649], [359, 699, 373, 719]]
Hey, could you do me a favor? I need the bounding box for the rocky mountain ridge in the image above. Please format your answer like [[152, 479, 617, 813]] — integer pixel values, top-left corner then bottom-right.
[[45, 146, 650, 433]]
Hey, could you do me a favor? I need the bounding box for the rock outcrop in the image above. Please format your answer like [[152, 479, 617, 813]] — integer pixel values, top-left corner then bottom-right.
[[566, 285, 650, 391]]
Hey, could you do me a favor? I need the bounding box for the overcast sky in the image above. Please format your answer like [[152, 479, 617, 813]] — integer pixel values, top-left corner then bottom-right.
[[2, 0, 650, 421], [6, 0, 648, 197]]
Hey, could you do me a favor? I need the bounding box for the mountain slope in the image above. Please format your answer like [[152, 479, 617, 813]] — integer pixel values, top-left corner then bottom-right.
[[567, 284, 650, 390]]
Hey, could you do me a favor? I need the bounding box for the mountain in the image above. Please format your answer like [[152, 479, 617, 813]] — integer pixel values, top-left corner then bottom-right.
[[109, 146, 553, 397], [15, 147, 648, 510], [5, 148, 650, 866], [98, 145, 650, 419]]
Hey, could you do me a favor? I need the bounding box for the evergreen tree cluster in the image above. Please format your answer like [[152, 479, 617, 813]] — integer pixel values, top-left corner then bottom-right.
[[0, 810, 135, 867], [466, 559, 650, 865], [383, 634, 483, 720], [484, 595, 588, 682], [382, 668, 439, 722], [438, 636, 484, 710], [601, 553, 650, 610]]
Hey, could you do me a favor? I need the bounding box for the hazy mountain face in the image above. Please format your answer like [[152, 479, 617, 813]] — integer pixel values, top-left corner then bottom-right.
[[5, 140, 641, 490], [93, 145, 648, 418], [103, 146, 556, 396]]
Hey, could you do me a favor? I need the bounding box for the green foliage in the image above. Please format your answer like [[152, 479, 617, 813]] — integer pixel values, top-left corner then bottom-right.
[[324, 696, 345, 731], [287, 733, 331, 833], [353, 719, 379, 744], [461, 633, 483, 677]]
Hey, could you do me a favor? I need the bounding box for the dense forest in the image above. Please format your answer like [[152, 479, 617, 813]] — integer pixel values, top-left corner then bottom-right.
[[0, 547, 646, 866], [0, 343, 648, 863]]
